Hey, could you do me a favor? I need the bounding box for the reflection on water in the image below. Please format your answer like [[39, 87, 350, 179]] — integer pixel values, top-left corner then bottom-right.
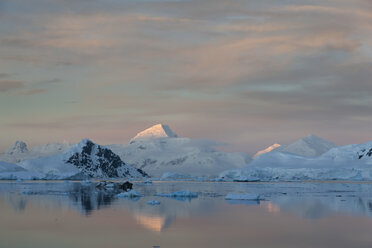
[[134, 214, 172, 232], [1, 181, 372, 247]]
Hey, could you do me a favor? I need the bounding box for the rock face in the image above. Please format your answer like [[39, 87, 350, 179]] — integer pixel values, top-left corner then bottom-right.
[[18, 139, 149, 179], [6, 141, 28, 155], [65, 139, 149, 178], [357, 148, 372, 159]]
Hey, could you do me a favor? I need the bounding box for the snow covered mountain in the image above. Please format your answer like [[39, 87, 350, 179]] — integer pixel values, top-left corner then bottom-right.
[[109, 124, 251, 177], [6, 141, 29, 155], [253, 144, 281, 158], [276, 135, 336, 157], [18, 139, 148, 179], [131, 124, 178, 141], [0, 141, 71, 163], [219, 140, 372, 181], [32, 142, 71, 156], [253, 135, 336, 159]]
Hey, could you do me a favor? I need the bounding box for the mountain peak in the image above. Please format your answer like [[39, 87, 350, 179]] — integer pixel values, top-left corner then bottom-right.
[[131, 124, 178, 141], [6, 141, 29, 155], [253, 143, 281, 159], [64, 139, 148, 178], [278, 134, 336, 157]]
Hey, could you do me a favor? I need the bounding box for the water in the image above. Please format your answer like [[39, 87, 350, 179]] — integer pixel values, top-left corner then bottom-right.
[[1, 181, 372, 248]]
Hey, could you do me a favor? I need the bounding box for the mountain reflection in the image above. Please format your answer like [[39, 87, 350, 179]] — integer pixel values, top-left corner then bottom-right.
[[134, 214, 173, 232], [2, 181, 372, 231]]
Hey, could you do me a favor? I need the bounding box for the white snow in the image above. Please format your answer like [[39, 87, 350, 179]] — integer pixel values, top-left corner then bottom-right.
[[253, 135, 336, 159], [6, 141, 28, 155], [18, 155, 81, 179], [160, 172, 196, 181], [109, 126, 251, 177], [131, 124, 178, 141], [117, 190, 142, 198], [156, 190, 198, 198], [0, 141, 71, 164], [253, 144, 281, 158], [32, 142, 71, 156], [219, 140, 372, 181], [217, 170, 260, 182], [17, 139, 147, 179], [276, 135, 336, 157], [0, 161, 43, 180], [225, 193, 261, 200]]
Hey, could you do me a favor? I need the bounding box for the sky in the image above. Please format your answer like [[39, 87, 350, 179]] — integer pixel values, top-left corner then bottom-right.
[[1, 0, 372, 154]]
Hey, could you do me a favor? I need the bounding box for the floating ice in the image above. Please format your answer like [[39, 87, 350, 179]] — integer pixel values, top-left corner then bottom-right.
[[116, 190, 142, 198], [225, 193, 262, 201], [156, 190, 198, 198]]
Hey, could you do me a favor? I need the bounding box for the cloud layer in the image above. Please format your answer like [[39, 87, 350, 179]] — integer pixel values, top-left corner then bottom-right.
[[0, 0, 371, 153]]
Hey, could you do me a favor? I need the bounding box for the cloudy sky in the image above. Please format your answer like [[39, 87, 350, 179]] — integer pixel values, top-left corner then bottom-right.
[[1, 0, 372, 154]]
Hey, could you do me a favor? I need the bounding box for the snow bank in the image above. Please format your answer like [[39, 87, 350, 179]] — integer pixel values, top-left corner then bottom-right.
[[0, 161, 44, 180], [218, 169, 260, 182], [18, 155, 82, 179], [160, 172, 196, 181]]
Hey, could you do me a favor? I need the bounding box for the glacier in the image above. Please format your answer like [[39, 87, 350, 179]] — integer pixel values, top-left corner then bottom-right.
[[220, 141, 372, 181]]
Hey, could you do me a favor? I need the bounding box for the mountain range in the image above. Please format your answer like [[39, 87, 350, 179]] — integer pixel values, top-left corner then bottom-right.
[[220, 140, 372, 181], [1, 123, 372, 181]]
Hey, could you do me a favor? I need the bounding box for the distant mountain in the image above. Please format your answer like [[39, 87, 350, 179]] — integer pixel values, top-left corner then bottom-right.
[[0, 141, 71, 164], [109, 125, 251, 177], [253, 144, 281, 158], [32, 142, 71, 155], [131, 124, 178, 141], [277, 135, 336, 157], [6, 141, 28, 155], [220, 140, 372, 181], [18, 139, 148, 179], [253, 135, 336, 159]]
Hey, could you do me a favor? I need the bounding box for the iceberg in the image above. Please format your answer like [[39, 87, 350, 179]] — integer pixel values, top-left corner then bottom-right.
[[225, 193, 262, 200], [117, 190, 142, 198], [156, 190, 198, 198]]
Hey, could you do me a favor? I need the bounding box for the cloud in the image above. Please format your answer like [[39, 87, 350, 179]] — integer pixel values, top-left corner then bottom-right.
[[1, 0, 372, 152], [0, 73, 12, 78], [18, 88, 47, 96], [0, 80, 24, 92]]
